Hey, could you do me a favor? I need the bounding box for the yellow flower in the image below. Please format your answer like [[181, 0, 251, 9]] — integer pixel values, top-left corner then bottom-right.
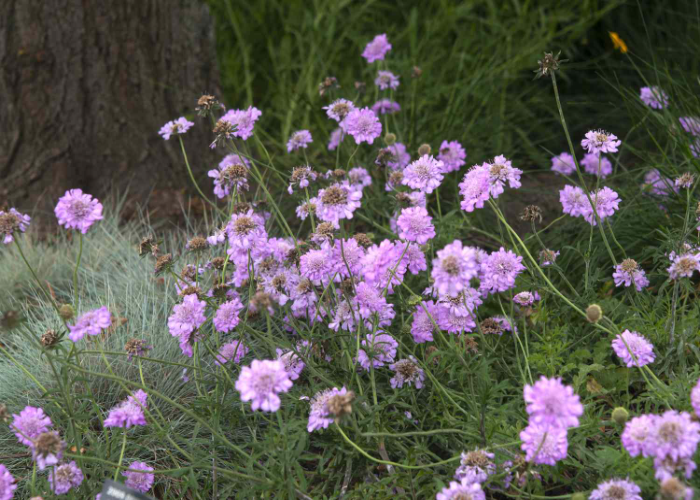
[[609, 32, 628, 53]]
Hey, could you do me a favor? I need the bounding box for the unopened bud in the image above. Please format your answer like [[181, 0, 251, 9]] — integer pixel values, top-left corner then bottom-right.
[[59, 304, 75, 321], [417, 144, 431, 156], [586, 304, 603, 323], [384, 133, 397, 146], [612, 407, 629, 425]]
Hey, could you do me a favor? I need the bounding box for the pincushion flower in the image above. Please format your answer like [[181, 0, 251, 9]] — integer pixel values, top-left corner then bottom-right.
[[513, 291, 540, 306], [276, 348, 305, 380], [324, 99, 355, 122], [692, 377, 700, 418], [371, 99, 401, 115], [219, 106, 262, 141], [11, 406, 52, 447], [226, 210, 268, 252], [679, 117, 700, 136], [411, 300, 440, 343], [613, 259, 649, 291], [436, 479, 485, 500], [438, 140, 466, 173], [667, 252, 700, 280], [0, 208, 30, 244], [313, 183, 362, 228], [352, 281, 395, 325], [208, 154, 250, 198], [647, 411, 700, 462], [622, 414, 657, 457], [357, 333, 398, 370], [287, 166, 318, 194], [589, 479, 642, 500], [559, 185, 587, 217], [158, 117, 194, 140], [432, 240, 480, 296], [581, 130, 621, 154], [402, 155, 445, 193], [519, 423, 568, 465], [168, 294, 206, 340], [287, 130, 313, 152], [235, 359, 293, 412], [32, 431, 64, 470], [524, 376, 583, 429], [581, 187, 620, 226], [0, 464, 16, 500], [68, 306, 111, 342], [644, 169, 677, 196], [307, 387, 350, 432], [459, 166, 491, 212], [485, 155, 522, 196], [49, 461, 83, 495], [654, 457, 697, 483], [341, 107, 382, 144], [454, 449, 496, 484], [551, 152, 576, 175], [213, 298, 244, 333], [103, 390, 148, 428], [480, 247, 525, 294], [581, 153, 613, 178], [215, 340, 249, 366], [362, 33, 392, 63], [328, 128, 345, 150], [396, 206, 435, 244], [54, 189, 103, 233], [375, 70, 399, 90], [385, 143, 411, 170], [612, 330, 655, 367], [640, 86, 669, 110], [348, 167, 372, 189], [389, 357, 425, 389], [123, 461, 155, 493]]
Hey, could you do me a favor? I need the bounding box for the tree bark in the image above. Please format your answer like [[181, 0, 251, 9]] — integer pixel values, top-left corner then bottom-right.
[[0, 0, 219, 214]]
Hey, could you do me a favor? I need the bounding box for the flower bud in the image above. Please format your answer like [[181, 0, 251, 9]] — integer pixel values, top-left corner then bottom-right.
[[59, 304, 75, 321], [586, 304, 603, 323], [418, 144, 431, 156], [384, 133, 397, 146], [612, 407, 629, 425]]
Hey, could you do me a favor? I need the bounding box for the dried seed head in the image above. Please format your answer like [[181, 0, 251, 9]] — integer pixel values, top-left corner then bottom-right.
[[196, 94, 219, 116], [187, 236, 208, 253], [313, 222, 336, 243], [318, 76, 339, 96], [389, 171, 405, 186], [181, 265, 198, 282], [41, 329, 60, 348], [375, 148, 394, 167], [155, 253, 173, 275], [586, 304, 603, 323], [251, 291, 274, 313], [34, 432, 64, 458], [480, 318, 503, 335], [232, 202, 253, 214], [384, 133, 397, 146], [339, 278, 355, 296], [213, 283, 230, 300], [353, 233, 373, 248], [417, 144, 432, 156], [213, 119, 235, 139], [321, 186, 348, 206], [659, 478, 690, 500], [425, 345, 440, 365], [58, 304, 75, 321], [411, 66, 423, 78], [620, 258, 638, 274], [179, 285, 202, 298], [125, 338, 152, 359], [332, 169, 346, 179], [520, 205, 543, 223], [539, 249, 558, 266], [0, 212, 20, 238], [138, 235, 158, 257], [535, 51, 565, 78], [210, 257, 227, 270], [675, 172, 695, 189], [612, 407, 629, 425], [463, 337, 479, 354], [326, 391, 355, 419]]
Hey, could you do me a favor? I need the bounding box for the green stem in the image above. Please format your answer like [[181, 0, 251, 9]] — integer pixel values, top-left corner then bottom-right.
[[73, 233, 83, 308], [114, 431, 127, 481], [178, 136, 224, 215]]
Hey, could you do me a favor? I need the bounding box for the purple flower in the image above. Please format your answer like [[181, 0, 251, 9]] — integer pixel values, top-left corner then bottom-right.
[[226, 210, 268, 253], [396, 206, 435, 244], [679, 117, 700, 136], [524, 376, 583, 429], [123, 461, 155, 493], [213, 298, 244, 333], [300, 245, 334, 284], [208, 154, 250, 198], [313, 183, 362, 228], [559, 185, 587, 217], [647, 411, 700, 462], [375, 70, 399, 90], [287, 130, 313, 152], [352, 281, 395, 326], [32, 431, 64, 470], [276, 348, 305, 380], [307, 387, 349, 432], [513, 291, 540, 306], [385, 143, 411, 170], [0, 464, 16, 500], [411, 301, 439, 343], [402, 155, 445, 193], [67, 307, 111, 342], [215, 340, 248, 366], [371, 99, 401, 115], [692, 377, 700, 418], [458, 166, 491, 212], [581, 187, 620, 226], [438, 305, 476, 333], [480, 247, 525, 294], [54, 189, 103, 233], [613, 259, 649, 291], [485, 155, 522, 196], [519, 423, 568, 465], [431, 240, 480, 296], [328, 128, 345, 150], [389, 357, 425, 389], [362, 34, 392, 63], [438, 141, 466, 173], [667, 253, 700, 280], [49, 461, 83, 495], [357, 333, 398, 370], [219, 106, 262, 141], [324, 99, 355, 122], [644, 169, 677, 196], [158, 117, 194, 140], [654, 456, 697, 482], [589, 479, 642, 500], [235, 359, 293, 412], [288, 166, 318, 194], [581, 130, 621, 154], [540, 249, 560, 267], [0, 208, 30, 244], [551, 152, 576, 175], [436, 479, 485, 500], [104, 390, 148, 428], [342, 108, 382, 144], [11, 406, 52, 447], [612, 330, 655, 367], [454, 449, 495, 484], [168, 294, 206, 353], [581, 153, 613, 178], [622, 414, 656, 457], [640, 86, 669, 109], [348, 167, 372, 189]]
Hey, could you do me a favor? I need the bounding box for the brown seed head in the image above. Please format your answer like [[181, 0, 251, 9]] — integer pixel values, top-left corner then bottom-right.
[[155, 253, 173, 275], [210, 257, 227, 270], [353, 233, 373, 248], [125, 338, 152, 359], [187, 236, 208, 253], [620, 258, 638, 274], [196, 94, 219, 115], [659, 477, 689, 500], [535, 51, 565, 78], [326, 391, 355, 419], [520, 205, 543, 223], [181, 265, 198, 282], [179, 285, 202, 298], [232, 202, 253, 214], [0, 212, 20, 237], [676, 172, 695, 189], [318, 76, 339, 96], [480, 318, 503, 335], [425, 345, 440, 365], [138, 235, 158, 257], [313, 222, 336, 243], [41, 329, 60, 348], [321, 186, 348, 206], [34, 432, 64, 458]]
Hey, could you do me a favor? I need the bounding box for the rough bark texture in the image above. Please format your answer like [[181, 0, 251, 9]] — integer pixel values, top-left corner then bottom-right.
[[0, 0, 219, 214]]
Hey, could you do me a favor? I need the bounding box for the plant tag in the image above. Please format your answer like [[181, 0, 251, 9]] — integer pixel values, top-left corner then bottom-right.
[[99, 479, 154, 500]]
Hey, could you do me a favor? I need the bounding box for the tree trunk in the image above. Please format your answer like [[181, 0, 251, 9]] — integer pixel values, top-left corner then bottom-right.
[[0, 0, 219, 216]]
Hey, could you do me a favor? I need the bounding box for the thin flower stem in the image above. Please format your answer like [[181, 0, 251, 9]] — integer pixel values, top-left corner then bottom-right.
[[113, 431, 127, 481], [178, 136, 225, 216], [73, 232, 83, 308]]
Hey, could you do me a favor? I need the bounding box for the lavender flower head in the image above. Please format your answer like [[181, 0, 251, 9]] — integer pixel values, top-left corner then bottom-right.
[[11, 406, 52, 447], [167, 294, 206, 354], [342, 108, 382, 144], [68, 306, 111, 342], [49, 461, 83, 495], [375, 70, 399, 90], [389, 357, 425, 389], [357, 333, 398, 371], [436, 479, 485, 500], [480, 247, 525, 294], [0, 208, 30, 244], [103, 390, 148, 428], [287, 130, 313, 152], [0, 464, 16, 500], [438, 140, 467, 173], [589, 479, 642, 500], [219, 106, 262, 141], [667, 252, 700, 280], [276, 348, 306, 381], [644, 169, 677, 196], [519, 423, 568, 465], [459, 166, 491, 212], [692, 377, 700, 419], [396, 206, 435, 244], [208, 154, 250, 198], [647, 410, 700, 462], [213, 298, 244, 333], [581, 130, 621, 154], [307, 386, 349, 432], [313, 183, 362, 228], [432, 240, 480, 296], [622, 414, 657, 457], [362, 33, 392, 63], [31, 431, 65, 470], [613, 259, 649, 292], [324, 99, 356, 122], [524, 376, 583, 429], [513, 291, 541, 307], [411, 300, 439, 343], [640, 86, 670, 110], [226, 210, 268, 253], [581, 153, 613, 178], [612, 330, 655, 367], [454, 449, 496, 484], [123, 461, 155, 493], [158, 117, 194, 140], [581, 187, 620, 226], [402, 155, 445, 193], [385, 143, 411, 170], [371, 99, 401, 115], [559, 185, 588, 218], [679, 117, 700, 136], [54, 189, 103, 233], [328, 128, 345, 150], [235, 359, 293, 412], [540, 249, 560, 267], [550, 152, 576, 175], [484, 155, 522, 197], [215, 340, 248, 366]]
